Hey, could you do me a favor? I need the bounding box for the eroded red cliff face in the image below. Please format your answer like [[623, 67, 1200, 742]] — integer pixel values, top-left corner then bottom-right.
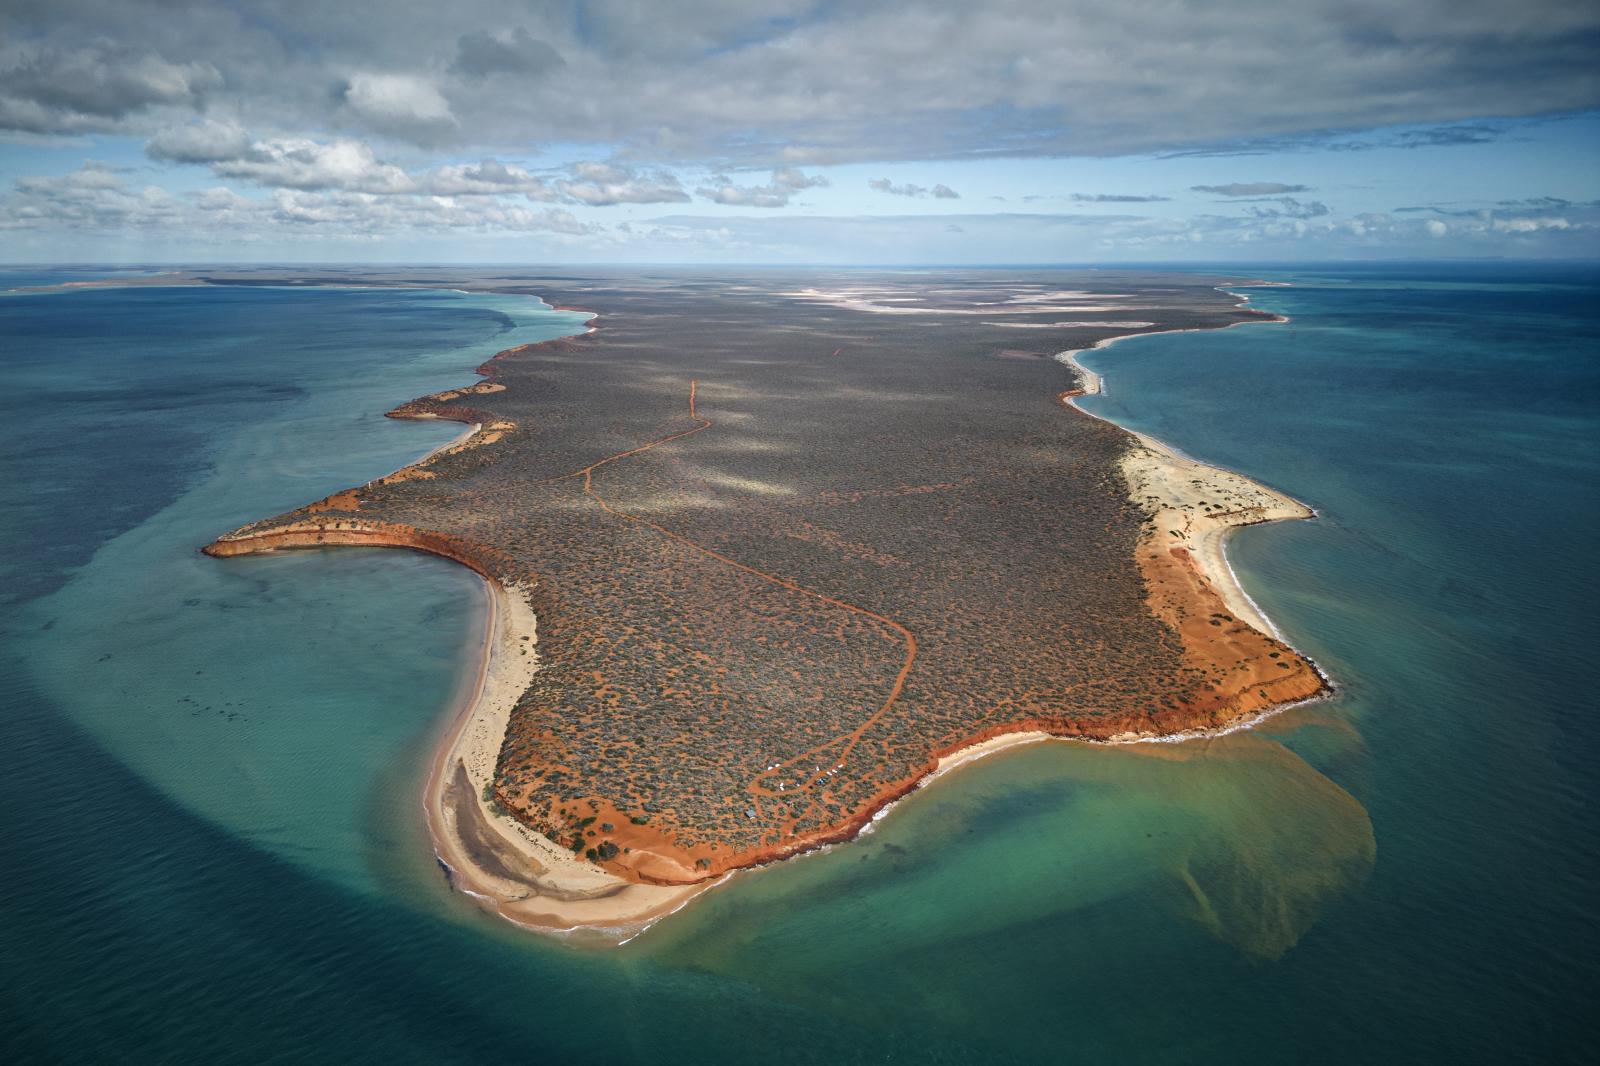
[[204, 520, 507, 581]]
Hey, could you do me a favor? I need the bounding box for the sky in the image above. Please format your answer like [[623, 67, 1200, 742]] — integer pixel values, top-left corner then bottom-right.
[[1, 0, 1597, 264]]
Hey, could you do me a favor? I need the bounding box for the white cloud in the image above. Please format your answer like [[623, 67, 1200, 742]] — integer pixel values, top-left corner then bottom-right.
[[271, 190, 595, 234], [146, 131, 565, 199], [0, 160, 597, 240], [3, 161, 182, 229], [212, 138, 416, 193], [339, 74, 458, 145], [1492, 215, 1570, 232], [868, 179, 961, 199], [1243, 197, 1330, 219], [421, 159, 555, 198], [697, 167, 828, 207], [145, 119, 253, 163], [557, 161, 690, 205]]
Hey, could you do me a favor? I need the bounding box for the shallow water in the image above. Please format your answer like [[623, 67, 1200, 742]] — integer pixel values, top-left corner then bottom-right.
[[1, 265, 1594, 1062]]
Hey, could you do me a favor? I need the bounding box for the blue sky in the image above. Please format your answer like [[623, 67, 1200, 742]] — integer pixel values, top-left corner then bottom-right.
[[1, 1, 1597, 263]]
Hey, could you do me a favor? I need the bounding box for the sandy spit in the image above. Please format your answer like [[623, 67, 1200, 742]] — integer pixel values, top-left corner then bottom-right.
[[422, 574, 709, 940]]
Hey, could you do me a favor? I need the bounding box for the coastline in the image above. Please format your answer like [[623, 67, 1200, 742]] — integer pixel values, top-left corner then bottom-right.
[[423, 572, 709, 937], [1054, 287, 1305, 635], [1052, 284, 1327, 709], [428, 278, 1326, 936], [206, 277, 1328, 943], [822, 284, 1329, 847], [198, 292, 686, 934], [411, 420, 482, 467]]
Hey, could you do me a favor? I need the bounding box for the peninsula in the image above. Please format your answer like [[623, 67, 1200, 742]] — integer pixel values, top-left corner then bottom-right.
[[201, 268, 1326, 935]]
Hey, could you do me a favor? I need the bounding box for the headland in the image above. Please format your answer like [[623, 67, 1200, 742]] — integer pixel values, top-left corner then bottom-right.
[[197, 268, 1326, 939]]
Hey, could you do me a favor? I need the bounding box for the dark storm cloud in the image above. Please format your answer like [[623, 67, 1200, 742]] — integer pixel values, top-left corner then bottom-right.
[[2, 1, 1596, 162]]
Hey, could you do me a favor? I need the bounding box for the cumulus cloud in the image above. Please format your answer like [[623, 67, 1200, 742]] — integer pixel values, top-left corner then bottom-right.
[[697, 167, 828, 208], [144, 129, 566, 198], [1242, 197, 1331, 219], [0, 160, 598, 239], [557, 161, 690, 205], [338, 74, 458, 145], [1492, 215, 1570, 233], [869, 179, 960, 198], [7, 161, 1592, 258], [3, 1, 1597, 260], [17, 159, 126, 192], [267, 190, 593, 234], [144, 128, 711, 208], [145, 119, 252, 164], [1192, 182, 1311, 196], [0, 41, 219, 133], [3, 161, 185, 229], [423, 158, 555, 198], [210, 138, 417, 193], [1, 2, 1597, 162]]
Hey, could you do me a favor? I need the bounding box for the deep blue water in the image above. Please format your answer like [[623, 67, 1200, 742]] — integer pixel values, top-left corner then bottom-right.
[[1, 265, 1595, 1062]]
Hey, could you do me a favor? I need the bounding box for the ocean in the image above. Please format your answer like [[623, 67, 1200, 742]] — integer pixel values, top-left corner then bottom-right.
[[0, 264, 1594, 1062]]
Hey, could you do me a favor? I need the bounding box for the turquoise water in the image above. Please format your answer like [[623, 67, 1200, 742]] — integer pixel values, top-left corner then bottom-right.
[[1, 266, 1595, 1062]]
